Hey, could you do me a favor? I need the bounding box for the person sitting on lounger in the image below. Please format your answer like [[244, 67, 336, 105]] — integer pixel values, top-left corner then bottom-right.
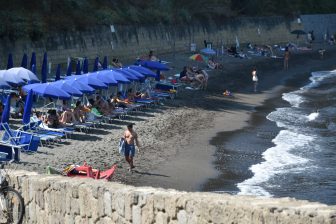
[[208, 58, 223, 69], [46, 109, 61, 128], [57, 100, 75, 124], [111, 92, 129, 109], [94, 95, 111, 116], [73, 101, 87, 123]]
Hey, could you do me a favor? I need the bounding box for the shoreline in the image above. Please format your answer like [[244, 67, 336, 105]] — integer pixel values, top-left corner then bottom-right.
[[13, 43, 336, 196], [133, 44, 336, 192]]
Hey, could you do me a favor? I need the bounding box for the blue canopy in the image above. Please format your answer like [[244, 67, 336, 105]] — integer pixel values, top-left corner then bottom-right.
[[0, 70, 25, 86], [135, 60, 170, 71], [1, 95, 11, 125], [83, 58, 89, 74], [90, 71, 118, 86], [76, 74, 108, 89], [41, 52, 48, 83], [22, 90, 34, 124], [106, 70, 130, 84], [21, 53, 28, 68], [102, 56, 108, 69], [52, 80, 83, 97], [55, 64, 61, 81], [76, 60, 81, 75], [93, 57, 99, 72], [31, 64, 36, 75], [128, 65, 156, 78], [23, 83, 71, 100], [7, 53, 13, 70], [30, 52, 36, 71], [115, 69, 139, 81], [66, 61, 72, 76], [124, 68, 145, 79], [200, 48, 216, 55], [64, 78, 95, 94]]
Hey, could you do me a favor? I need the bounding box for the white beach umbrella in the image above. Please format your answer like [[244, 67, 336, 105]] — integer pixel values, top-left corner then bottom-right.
[[5, 67, 40, 83]]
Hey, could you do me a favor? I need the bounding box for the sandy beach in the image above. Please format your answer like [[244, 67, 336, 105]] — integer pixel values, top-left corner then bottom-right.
[[12, 42, 336, 193]]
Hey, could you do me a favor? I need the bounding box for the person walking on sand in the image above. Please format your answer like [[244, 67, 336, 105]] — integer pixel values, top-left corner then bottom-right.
[[284, 47, 290, 70], [252, 67, 258, 92], [123, 123, 140, 171]]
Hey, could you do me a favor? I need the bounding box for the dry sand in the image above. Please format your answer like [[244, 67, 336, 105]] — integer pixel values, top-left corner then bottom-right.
[[12, 42, 336, 191]]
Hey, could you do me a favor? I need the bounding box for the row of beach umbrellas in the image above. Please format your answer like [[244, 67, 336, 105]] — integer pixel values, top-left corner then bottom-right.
[[0, 63, 162, 125], [21, 65, 161, 100]]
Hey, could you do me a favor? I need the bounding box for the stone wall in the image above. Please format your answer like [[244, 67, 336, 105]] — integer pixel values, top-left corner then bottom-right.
[[9, 170, 336, 224], [0, 16, 301, 78]]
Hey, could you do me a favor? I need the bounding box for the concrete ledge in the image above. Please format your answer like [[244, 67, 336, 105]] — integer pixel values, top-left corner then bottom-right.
[[8, 170, 336, 224]]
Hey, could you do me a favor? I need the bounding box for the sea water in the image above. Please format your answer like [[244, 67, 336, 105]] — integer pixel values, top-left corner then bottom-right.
[[237, 70, 336, 204]]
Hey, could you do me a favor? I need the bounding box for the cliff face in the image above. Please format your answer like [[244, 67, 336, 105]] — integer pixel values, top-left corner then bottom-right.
[[10, 170, 336, 223], [0, 16, 300, 74]]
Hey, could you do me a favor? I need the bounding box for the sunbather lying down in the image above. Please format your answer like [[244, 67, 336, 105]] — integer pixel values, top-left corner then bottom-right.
[[208, 59, 223, 69]]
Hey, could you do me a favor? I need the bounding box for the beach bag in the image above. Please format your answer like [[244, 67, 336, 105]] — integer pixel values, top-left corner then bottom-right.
[[119, 138, 125, 155]]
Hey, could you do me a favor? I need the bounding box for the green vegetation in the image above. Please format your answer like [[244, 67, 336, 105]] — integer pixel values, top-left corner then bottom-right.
[[0, 0, 335, 41]]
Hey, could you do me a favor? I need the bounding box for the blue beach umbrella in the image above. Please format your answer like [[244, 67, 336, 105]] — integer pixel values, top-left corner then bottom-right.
[[41, 52, 48, 83], [76, 74, 108, 89], [30, 52, 36, 71], [107, 70, 130, 84], [129, 65, 156, 78], [93, 57, 99, 72], [76, 60, 81, 75], [135, 60, 170, 81], [55, 64, 61, 81], [64, 78, 95, 94], [66, 61, 72, 76], [52, 80, 83, 97], [102, 56, 108, 69], [31, 64, 37, 75], [21, 53, 28, 68], [7, 53, 13, 69], [136, 60, 170, 71], [23, 83, 71, 100], [90, 71, 118, 86], [22, 90, 34, 124], [1, 94, 11, 123], [1, 95, 11, 126], [124, 68, 145, 79], [200, 48, 216, 55], [83, 58, 89, 74], [115, 69, 139, 81]]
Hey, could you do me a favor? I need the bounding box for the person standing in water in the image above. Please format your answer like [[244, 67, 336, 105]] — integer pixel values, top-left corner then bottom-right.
[[123, 123, 140, 171], [284, 47, 290, 70], [252, 67, 258, 92]]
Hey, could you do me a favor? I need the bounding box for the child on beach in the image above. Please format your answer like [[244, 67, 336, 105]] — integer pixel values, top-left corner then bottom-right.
[[252, 67, 258, 92], [284, 47, 290, 70]]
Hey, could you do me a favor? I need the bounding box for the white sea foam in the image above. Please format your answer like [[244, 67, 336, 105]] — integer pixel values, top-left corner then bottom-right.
[[303, 70, 336, 90], [237, 130, 313, 197], [307, 112, 319, 121], [282, 91, 304, 107], [267, 108, 307, 128]]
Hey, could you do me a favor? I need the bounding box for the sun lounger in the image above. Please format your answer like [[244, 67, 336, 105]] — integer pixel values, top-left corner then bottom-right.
[[20, 122, 64, 146], [0, 144, 20, 162], [1, 123, 39, 152]]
